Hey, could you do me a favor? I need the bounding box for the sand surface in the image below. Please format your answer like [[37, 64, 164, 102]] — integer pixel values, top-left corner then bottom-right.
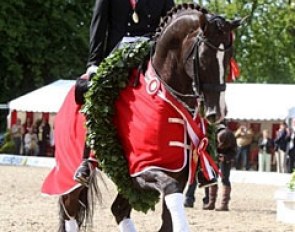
[[0, 165, 294, 232]]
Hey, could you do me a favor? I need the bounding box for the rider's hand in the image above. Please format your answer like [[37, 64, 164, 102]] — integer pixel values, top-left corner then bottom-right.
[[86, 65, 98, 80]]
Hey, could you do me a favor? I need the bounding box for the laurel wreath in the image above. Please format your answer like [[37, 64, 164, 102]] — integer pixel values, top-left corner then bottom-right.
[[83, 41, 160, 213], [83, 40, 217, 213]]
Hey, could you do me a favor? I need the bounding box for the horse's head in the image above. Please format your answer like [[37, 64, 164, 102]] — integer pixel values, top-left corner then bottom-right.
[[152, 4, 243, 123]]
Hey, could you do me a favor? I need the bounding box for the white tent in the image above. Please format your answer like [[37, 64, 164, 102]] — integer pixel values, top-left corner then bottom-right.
[[8, 81, 295, 122], [9, 80, 75, 113], [225, 83, 295, 121], [7, 80, 75, 128], [287, 107, 295, 119]]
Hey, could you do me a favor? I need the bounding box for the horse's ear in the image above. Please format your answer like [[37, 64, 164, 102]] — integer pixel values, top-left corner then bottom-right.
[[230, 15, 249, 30]]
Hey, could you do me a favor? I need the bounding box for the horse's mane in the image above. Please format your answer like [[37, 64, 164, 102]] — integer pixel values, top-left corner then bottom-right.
[[153, 3, 209, 40]]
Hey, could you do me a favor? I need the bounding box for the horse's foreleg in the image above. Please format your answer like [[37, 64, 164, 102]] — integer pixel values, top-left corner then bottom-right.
[[59, 187, 84, 232], [111, 193, 136, 232], [134, 170, 189, 232]]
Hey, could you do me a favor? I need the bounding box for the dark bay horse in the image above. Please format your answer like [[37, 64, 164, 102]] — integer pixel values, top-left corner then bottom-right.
[[52, 4, 243, 232]]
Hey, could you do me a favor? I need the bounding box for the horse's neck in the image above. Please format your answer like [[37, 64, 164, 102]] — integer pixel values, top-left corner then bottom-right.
[[153, 51, 196, 109]]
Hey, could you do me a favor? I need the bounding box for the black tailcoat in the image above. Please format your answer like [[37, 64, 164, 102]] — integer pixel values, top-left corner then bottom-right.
[[87, 0, 175, 67]]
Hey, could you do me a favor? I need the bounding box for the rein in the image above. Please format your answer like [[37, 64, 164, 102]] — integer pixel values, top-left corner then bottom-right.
[[149, 60, 197, 114], [149, 11, 233, 116]]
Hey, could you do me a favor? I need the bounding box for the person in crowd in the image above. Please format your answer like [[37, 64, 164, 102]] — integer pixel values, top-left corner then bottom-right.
[[74, 0, 175, 184], [274, 122, 289, 173], [234, 123, 254, 170], [22, 117, 33, 135], [258, 129, 274, 172], [49, 125, 55, 157], [10, 118, 22, 155], [24, 127, 39, 156], [184, 177, 209, 208], [249, 126, 260, 170], [184, 123, 237, 211], [22, 117, 33, 155], [287, 118, 295, 173], [38, 119, 51, 156]]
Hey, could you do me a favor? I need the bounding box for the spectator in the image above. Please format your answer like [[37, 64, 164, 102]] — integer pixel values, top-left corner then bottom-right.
[[274, 122, 289, 173], [10, 118, 22, 155], [38, 119, 51, 156], [249, 127, 261, 170], [258, 129, 274, 172], [184, 177, 209, 208], [23, 117, 33, 135], [24, 127, 39, 156], [287, 118, 295, 173], [235, 124, 254, 170], [184, 123, 237, 211]]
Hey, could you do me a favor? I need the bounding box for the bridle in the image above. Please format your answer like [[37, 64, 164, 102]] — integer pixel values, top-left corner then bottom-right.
[[192, 33, 233, 96], [150, 15, 233, 113]]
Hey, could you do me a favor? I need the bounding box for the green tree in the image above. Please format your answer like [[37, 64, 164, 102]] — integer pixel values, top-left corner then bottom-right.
[[200, 0, 295, 83], [0, 0, 93, 103], [1, 0, 294, 108]]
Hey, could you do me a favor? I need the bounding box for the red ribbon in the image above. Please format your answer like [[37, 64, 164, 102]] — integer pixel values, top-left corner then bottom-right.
[[227, 58, 240, 82], [197, 139, 221, 180], [129, 0, 137, 10]]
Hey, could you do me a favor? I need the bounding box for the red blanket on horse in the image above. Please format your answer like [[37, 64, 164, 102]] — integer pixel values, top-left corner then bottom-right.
[[114, 69, 218, 181], [41, 86, 86, 195], [114, 73, 189, 176], [42, 70, 217, 195]]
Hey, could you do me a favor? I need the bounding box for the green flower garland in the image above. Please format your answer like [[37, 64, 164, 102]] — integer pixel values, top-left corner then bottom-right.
[[83, 41, 159, 213], [83, 40, 218, 212]]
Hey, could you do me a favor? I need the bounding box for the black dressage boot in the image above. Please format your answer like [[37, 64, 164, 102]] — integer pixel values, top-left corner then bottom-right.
[[74, 158, 97, 187]]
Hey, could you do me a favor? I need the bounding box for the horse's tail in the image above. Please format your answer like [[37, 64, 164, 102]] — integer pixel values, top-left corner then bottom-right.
[[58, 169, 103, 232]]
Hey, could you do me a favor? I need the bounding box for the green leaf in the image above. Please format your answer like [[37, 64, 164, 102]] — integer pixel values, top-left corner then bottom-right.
[[83, 41, 159, 212]]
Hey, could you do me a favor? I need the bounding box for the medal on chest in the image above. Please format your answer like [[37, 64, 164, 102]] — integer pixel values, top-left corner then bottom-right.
[[132, 11, 139, 24], [130, 0, 139, 24]]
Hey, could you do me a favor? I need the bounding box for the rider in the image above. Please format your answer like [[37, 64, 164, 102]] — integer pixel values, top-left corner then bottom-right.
[[74, 0, 175, 187]]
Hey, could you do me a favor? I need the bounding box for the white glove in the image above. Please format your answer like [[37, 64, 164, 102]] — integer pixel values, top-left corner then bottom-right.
[[86, 65, 98, 77]]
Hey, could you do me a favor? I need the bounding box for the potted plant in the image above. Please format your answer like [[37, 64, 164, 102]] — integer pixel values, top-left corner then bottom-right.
[[274, 170, 295, 224]]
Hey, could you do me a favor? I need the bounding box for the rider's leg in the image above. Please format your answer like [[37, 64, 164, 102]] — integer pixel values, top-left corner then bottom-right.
[[74, 76, 98, 186]]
